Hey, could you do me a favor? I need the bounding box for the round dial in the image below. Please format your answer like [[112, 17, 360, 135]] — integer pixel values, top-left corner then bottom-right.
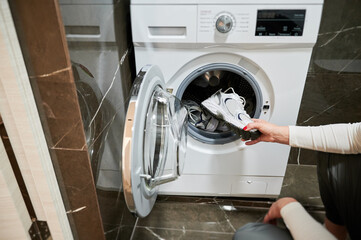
[[215, 14, 234, 33]]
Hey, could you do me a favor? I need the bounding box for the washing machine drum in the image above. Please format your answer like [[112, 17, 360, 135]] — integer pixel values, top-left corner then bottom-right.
[[176, 63, 263, 145]]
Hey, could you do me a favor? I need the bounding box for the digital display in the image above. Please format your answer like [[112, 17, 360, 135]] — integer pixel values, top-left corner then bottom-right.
[[256, 10, 306, 36]]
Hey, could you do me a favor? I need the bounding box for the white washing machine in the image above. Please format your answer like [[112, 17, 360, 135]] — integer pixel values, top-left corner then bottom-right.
[[122, 0, 323, 217]]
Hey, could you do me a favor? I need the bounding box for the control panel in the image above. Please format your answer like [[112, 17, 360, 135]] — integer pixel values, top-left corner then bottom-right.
[[131, 4, 322, 45], [199, 8, 250, 36], [256, 10, 306, 36], [197, 5, 322, 44]]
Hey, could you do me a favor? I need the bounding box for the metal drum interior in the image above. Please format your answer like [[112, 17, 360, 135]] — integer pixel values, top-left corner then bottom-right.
[[176, 63, 263, 144]]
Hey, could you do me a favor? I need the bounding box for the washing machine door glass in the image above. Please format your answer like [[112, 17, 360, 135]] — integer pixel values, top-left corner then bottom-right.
[[122, 65, 187, 217]]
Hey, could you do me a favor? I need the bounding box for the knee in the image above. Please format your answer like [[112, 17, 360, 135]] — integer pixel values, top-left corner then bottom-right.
[[233, 222, 293, 240], [233, 223, 269, 240], [233, 223, 259, 240]]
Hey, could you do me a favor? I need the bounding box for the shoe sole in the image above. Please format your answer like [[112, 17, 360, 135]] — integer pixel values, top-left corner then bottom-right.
[[201, 100, 261, 141]]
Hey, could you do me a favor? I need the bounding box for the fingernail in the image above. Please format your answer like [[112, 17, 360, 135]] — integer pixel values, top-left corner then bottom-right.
[[243, 126, 247, 130]]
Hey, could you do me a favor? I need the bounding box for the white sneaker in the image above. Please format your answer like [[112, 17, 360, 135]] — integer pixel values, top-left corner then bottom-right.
[[183, 100, 219, 132], [201, 88, 260, 140]]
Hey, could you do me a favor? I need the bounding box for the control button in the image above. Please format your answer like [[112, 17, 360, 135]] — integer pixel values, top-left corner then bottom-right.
[[216, 14, 233, 33]]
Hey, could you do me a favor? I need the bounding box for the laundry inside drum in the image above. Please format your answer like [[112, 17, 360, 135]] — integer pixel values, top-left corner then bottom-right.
[[180, 69, 260, 144]]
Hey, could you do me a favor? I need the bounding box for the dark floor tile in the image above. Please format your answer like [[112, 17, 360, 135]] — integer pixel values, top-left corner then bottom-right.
[[137, 201, 235, 233], [224, 206, 268, 230], [97, 189, 137, 238], [105, 225, 135, 240], [132, 164, 325, 239], [132, 227, 234, 240]]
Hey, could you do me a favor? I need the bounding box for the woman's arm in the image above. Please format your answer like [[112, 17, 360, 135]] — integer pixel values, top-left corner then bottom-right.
[[289, 123, 361, 154], [264, 198, 336, 240], [245, 120, 361, 154]]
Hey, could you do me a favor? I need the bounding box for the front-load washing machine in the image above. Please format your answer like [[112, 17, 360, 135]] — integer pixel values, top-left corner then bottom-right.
[[123, 0, 323, 214]]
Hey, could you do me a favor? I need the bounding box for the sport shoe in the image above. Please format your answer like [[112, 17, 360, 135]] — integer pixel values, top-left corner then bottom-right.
[[183, 100, 220, 132], [201, 88, 260, 140]]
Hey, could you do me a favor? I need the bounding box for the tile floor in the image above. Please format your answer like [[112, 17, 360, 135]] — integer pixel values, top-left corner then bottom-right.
[[131, 164, 325, 239]]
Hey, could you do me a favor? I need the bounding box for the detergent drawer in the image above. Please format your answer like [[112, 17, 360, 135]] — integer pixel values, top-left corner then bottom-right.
[[60, 4, 117, 42], [131, 5, 197, 43]]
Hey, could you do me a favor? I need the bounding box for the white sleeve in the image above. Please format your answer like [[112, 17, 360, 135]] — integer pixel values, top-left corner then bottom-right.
[[289, 123, 361, 154], [281, 202, 336, 240]]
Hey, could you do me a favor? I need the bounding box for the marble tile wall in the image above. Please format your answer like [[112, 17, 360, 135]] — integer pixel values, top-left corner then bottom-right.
[[9, 0, 105, 239], [288, 0, 361, 165], [58, 1, 138, 239], [11, 0, 138, 238]]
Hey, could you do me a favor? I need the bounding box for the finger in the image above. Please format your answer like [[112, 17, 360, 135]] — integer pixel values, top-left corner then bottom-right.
[[244, 122, 261, 131], [245, 138, 261, 145], [251, 118, 263, 123]]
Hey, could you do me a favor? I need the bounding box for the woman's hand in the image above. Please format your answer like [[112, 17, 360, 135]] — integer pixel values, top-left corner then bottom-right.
[[263, 197, 298, 225], [243, 119, 290, 145]]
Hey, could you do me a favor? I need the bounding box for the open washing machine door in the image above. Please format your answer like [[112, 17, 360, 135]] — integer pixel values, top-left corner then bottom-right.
[[122, 65, 188, 217]]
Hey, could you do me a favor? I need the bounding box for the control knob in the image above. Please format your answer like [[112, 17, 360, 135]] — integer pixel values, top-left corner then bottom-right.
[[215, 14, 233, 33]]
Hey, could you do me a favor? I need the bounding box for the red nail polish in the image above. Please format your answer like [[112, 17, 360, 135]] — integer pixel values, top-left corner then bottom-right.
[[243, 126, 247, 130]]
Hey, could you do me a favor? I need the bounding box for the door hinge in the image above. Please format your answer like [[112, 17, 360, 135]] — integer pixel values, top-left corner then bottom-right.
[[29, 218, 51, 240]]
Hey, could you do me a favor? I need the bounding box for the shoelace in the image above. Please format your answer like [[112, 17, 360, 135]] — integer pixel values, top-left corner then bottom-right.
[[223, 87, 246, 107], [186, 105, 204, 124], [186, 105, 221, 131]]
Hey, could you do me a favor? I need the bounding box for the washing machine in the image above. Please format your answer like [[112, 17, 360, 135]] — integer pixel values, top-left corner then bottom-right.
[[122, 0, 323, 217]]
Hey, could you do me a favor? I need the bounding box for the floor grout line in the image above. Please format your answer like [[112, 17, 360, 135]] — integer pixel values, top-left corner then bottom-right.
[[134, 226, 235, 235]]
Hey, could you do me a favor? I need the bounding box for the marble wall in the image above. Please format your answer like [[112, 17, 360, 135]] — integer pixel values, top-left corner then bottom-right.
[[59, 1, 138, 239], [288, 0, 361, 165], [9, 0, 105, 239]]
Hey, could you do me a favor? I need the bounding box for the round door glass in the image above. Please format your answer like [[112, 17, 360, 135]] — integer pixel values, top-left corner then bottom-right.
[[143, 86, 187, 189]]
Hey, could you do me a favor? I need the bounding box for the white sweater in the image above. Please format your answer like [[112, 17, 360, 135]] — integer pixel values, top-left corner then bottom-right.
[[281, 122, 361, 240], [289, 123, 361, 154], [281, 202, 336, 240]]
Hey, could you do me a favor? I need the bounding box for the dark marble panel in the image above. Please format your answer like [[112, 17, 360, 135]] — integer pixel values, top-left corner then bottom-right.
[[34, 75, 87, 150], [58, 0, 138, 238], [289, 148, 322, 166], [292, 0, 361, 166], [53, 148, 104, 240], [9, 0, 106, 238], [279, 164, 323, 207], [298, 73, 361, 126], [9, 1, 69, 77], [291, 73, 361, 165], [309, 0, 361, 74]]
